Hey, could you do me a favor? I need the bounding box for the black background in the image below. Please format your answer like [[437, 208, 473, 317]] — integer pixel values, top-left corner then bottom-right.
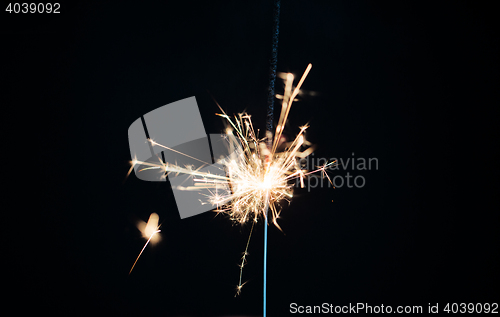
[[3, 1, 499, 316]]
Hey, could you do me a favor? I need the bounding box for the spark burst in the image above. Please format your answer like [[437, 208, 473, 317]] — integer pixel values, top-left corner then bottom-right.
[[128, 63, 335, 289]]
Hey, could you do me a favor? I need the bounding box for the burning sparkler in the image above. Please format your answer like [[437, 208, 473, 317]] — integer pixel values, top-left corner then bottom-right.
[[128, 63, 334, 291], [131, 64, 329, 222]]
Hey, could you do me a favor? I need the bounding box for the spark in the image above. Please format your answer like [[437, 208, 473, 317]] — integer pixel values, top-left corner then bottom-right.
[[129, 212, 161, 275], [236, 220, 256, 296]]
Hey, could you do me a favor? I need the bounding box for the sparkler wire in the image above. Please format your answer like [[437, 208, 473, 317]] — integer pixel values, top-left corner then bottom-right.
[[265, 1, 280, 316], [267, 0, 281, 136], [263, 192, 270, 317]]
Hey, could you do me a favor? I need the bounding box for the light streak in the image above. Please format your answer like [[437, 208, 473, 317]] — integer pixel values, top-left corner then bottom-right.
[[235, 220, 255, 296], [129, 213, 161, 275]]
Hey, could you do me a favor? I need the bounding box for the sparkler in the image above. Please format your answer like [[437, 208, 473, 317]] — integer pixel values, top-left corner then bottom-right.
[[125, 5, 334, 316], [128, 63, 335, 287]]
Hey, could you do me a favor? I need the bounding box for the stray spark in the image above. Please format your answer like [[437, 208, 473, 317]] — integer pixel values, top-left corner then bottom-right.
[[129, 212, 161, 275], [236, 220, 256, 296]]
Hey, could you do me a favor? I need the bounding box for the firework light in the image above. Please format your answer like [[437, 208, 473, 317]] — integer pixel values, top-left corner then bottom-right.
[[128, 63, 335, 291]]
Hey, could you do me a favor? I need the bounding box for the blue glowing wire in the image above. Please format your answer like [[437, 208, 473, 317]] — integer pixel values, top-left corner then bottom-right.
[[264, 207, 268, 317], [265, 1, 280, 316]]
